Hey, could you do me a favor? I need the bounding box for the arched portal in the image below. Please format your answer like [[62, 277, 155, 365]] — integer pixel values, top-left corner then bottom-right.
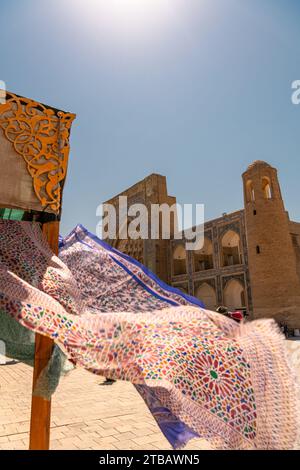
[[193, 237, 213, 271], [196, 283, 216, 310], [223, 279, 245, 310], [221, 230, 242, 267], [173, 244, 187, 275]]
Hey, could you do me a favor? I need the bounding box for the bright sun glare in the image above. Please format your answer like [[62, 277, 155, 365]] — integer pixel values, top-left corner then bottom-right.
[[74, 0, 178, 43]]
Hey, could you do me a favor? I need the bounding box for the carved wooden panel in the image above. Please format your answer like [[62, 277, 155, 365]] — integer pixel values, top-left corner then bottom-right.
[[0, 91, 75, 214]]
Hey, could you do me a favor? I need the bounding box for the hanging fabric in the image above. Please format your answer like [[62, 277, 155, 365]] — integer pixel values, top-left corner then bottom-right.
[[0, 220, 298, 450]]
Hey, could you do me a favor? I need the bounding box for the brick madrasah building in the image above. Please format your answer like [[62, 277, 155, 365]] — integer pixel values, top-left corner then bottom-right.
[[104, 161, 300, 328]]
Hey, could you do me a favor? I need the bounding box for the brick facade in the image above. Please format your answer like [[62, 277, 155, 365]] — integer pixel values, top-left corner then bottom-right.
[[103, 161, 300, 327]]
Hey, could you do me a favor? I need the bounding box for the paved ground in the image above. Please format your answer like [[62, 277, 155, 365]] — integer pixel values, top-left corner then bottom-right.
[[0, 340, 299, 450], [0, 361, 210, 450]]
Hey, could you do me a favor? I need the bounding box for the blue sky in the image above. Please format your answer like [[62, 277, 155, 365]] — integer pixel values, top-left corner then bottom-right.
[[1, 0, 299, 235]]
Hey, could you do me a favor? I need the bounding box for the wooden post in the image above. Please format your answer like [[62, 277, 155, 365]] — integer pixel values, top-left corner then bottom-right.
[[29, 221, 59, 450]]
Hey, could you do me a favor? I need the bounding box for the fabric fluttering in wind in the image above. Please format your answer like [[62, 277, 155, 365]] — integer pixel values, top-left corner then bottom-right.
[[0, 211, 72, 398], [0, 309, 72, 398], [0, 220, 298, 450]]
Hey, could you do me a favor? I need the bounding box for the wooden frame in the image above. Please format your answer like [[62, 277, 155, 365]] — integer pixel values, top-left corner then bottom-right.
[[29, 221, 59, 450], [0, 91, 76, 450]]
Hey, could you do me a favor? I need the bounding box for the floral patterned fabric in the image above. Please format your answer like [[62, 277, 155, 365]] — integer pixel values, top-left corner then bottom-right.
[[0, 220, 298, 449], [59, 225, 205, 313]]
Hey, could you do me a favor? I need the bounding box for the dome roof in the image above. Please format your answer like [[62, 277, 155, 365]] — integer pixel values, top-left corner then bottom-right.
[[247, 160, 271, 171]]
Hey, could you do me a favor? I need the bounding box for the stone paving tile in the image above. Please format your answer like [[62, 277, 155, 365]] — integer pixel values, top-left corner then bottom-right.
[[0, 340, 299, 450], [0, 360, 208, 450]]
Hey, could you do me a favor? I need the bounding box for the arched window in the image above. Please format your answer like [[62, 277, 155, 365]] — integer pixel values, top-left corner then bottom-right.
[[193, 237, 214, 272], [223, 279, 245, 310], [173, 244, 187, 276], [246, 180, 255, 202], [221, 230, 242, 266], [262, 177, 272, 199], [196, 283, 217, 310]]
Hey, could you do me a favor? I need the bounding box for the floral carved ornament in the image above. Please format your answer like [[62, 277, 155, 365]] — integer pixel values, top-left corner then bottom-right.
[[0, 91, 76, 214]]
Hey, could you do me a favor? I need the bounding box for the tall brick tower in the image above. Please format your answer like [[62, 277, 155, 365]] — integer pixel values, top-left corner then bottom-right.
[[103, 174, 176, 284], [243, 161, 300, 327]]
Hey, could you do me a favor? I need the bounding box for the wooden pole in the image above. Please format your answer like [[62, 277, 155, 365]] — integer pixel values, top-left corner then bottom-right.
[[29, 221, 59, 450]]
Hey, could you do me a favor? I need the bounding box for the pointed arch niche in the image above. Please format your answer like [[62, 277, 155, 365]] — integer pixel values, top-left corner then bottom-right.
[[246, 180, 255, 202], [262, 176, 272, 199], [193, 237, 214, 272], [223, 279, 245, 310], [195, 282, 217, 310], [221, 230, 242, 267], [173, 244, 187, 276]]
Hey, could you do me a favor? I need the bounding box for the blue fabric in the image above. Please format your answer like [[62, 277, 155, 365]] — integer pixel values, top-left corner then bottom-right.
[[61, 224, 205, 309], [59, 224, 203, 448]]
